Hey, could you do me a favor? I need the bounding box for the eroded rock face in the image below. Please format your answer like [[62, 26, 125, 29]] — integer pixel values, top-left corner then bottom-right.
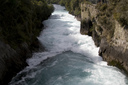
[[0, 41, 27, 85], [99, 21, 128, 73], [0, 39, 42, 85], [81, 3, 101, 46], [80, 2, 128, 74], [99, 38, 128, 74]]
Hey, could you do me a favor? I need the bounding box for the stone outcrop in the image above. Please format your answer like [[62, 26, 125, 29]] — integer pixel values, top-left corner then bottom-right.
[[0, 38, 43, 85], [81, 3, 101, 46], [80, 2, 128, 74]]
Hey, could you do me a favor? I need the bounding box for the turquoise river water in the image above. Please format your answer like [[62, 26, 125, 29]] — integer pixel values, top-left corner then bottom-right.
[[9, 5, 128, 85]]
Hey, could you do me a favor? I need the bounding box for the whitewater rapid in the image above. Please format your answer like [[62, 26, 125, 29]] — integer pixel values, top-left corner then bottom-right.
[[9, 5, 128, 85]]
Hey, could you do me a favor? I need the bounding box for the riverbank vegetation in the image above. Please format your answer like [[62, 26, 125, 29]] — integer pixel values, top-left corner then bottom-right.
[[46, 0, 82, 16], [96, 0, 128, 27], [95, 0, 128, 41], [0, 0, 54, 49]]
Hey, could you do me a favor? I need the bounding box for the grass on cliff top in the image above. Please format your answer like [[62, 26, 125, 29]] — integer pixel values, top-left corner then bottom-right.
[[95, 0, 128, 41], [96, 0, 128, 27]]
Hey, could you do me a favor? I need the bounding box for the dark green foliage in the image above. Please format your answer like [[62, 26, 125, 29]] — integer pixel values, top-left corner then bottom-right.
[[96, 3, 113, 31], [113, 0, 128, 26], [96, 3, 107, 11], [95, 0, 128, 40], [95, 3, 109, 41], [46, 0, 82, 16], [96, 0, 128, 27], [0, 0, 54, 49]]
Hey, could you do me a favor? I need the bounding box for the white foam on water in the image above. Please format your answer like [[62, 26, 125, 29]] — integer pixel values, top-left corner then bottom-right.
[[38, 5, 103, 66], [38, 5, 127, 85], [9, 4, 128, 85], [82, 65, 126, 85], [27, 52, 61, 67]]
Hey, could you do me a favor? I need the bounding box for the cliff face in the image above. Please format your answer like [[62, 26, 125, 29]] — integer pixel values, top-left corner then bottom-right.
[[0, 38, 45, 85], [81, 1, 128, 74], [0, 41, 30, 85], [81, 3, 101, 46], [99, 21, 128, 73]]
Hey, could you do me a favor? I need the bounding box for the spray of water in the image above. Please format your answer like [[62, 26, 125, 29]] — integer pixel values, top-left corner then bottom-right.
[[9, 5, 128, 85]]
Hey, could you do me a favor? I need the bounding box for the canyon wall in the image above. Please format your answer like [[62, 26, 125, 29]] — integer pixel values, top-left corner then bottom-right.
[[0, 39, 40, 85], [81, 1, 128, 74], [0, 0, 53, 85]]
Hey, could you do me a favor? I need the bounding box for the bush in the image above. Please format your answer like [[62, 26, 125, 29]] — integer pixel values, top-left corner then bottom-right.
[[113, 0, 128, 26], [0, 0, 54, 49], [97, 0, 128, 27], [46, 0, 81, 16], [74, 8, 81, 16]]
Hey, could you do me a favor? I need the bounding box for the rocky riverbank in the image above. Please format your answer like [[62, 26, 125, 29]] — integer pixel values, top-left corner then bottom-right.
[[80, 0, 128, 74]]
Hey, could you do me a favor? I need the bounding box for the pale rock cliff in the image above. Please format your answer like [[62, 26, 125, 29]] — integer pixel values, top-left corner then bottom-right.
[[81, 2, 128, 74]]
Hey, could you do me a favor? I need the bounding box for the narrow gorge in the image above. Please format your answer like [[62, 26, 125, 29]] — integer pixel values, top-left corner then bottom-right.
[[0, 0, 128, 85], [9, 4, 128, 85]]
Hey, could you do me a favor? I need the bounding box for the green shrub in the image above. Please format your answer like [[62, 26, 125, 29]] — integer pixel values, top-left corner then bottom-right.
[[0, 0, 54, 49], [46, 0, 81, 16], [96, 0, 128, 27], [113, 0, 128, 26], [74, 8, 81, 16]]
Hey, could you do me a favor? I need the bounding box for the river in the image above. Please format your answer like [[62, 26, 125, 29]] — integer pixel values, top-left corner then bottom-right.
[[9, 5, 128, 85]]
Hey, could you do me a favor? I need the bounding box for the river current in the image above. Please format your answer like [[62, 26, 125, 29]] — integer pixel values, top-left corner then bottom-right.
[[9, 5, 128, 85]]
